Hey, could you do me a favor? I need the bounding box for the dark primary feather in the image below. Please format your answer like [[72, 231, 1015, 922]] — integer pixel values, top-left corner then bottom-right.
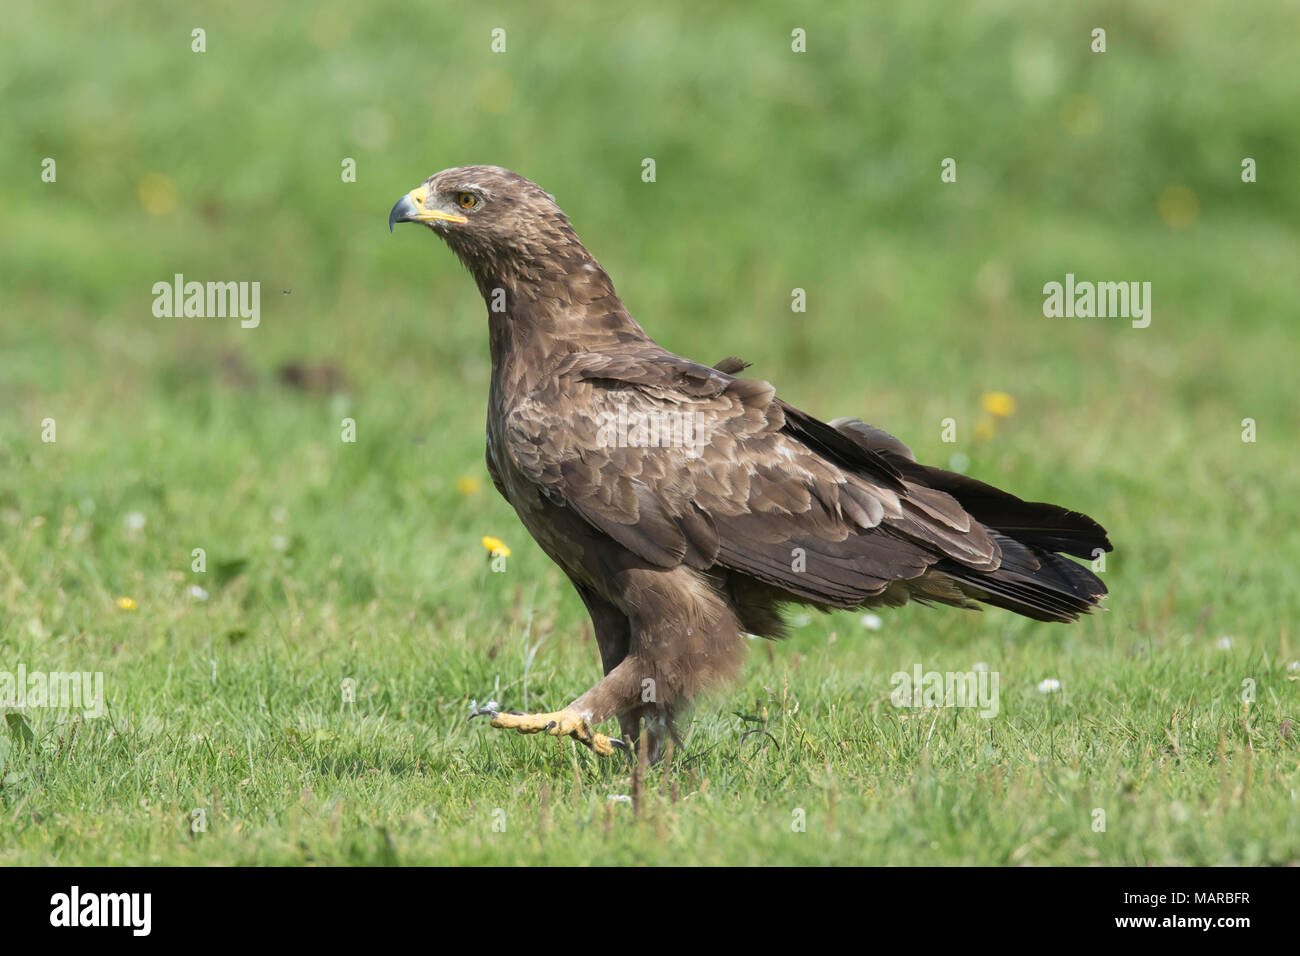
[[831, 417, 1110, 559]]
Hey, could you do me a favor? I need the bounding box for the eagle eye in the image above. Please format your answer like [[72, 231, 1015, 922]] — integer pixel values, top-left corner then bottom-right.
[[457, 192, 478, 210]]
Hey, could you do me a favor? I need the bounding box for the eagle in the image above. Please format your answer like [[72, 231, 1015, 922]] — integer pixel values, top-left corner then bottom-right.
[[389, 166, 1111, 761]]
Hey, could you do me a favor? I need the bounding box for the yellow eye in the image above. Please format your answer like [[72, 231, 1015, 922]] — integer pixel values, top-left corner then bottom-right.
[[458, 192, 478, 209]]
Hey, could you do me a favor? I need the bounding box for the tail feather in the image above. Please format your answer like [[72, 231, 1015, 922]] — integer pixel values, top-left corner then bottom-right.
[[938, 533, 1107, 623], [829, 418, 1111, 622]]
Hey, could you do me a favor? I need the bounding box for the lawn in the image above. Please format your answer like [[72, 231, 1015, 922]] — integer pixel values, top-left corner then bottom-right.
[[1, 0, 1297, 864]]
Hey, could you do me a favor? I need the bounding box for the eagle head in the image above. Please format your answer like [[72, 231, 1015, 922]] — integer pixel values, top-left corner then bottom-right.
[[389, 165, 578, 279]]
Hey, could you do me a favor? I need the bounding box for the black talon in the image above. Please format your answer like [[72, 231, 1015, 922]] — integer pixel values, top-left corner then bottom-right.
[[560, 729, 626, 755], [544, 720, 558, 733]]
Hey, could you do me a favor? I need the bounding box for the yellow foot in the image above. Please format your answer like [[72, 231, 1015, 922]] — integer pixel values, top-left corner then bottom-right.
[[474, 707, 624, 756]]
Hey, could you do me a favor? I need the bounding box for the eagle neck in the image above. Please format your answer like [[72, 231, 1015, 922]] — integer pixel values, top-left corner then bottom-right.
[[476, 264, 651, 397]]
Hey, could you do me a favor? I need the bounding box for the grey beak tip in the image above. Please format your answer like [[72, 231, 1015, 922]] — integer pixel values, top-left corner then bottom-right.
[[389, 194, 418, 234]]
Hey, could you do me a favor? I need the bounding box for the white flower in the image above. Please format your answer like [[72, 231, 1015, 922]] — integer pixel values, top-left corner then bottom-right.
[[1037, 678, 1061, 694], [188, 585, 209, 601], [1215, 635, 1233, 651], [606, 794, 632, 804], [860, 613, 883, 630], [124, 512, 146, 532]]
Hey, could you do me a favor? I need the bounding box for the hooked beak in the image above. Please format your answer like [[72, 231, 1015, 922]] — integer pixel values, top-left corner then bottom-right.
[[389, 184, 469, 233]]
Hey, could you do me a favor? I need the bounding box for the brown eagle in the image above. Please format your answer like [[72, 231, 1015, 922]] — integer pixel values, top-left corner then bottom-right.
[[390, 166, 1111, 761]]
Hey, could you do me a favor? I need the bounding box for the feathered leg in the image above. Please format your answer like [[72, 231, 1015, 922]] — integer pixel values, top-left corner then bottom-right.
[[478, 568, 744, 761]]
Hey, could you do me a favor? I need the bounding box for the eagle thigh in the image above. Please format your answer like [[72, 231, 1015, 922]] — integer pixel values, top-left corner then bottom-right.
[[567, 568, 746, 734]]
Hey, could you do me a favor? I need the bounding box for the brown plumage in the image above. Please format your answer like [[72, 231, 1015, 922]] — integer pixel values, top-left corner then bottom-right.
[[389, 165, 1112, 760]]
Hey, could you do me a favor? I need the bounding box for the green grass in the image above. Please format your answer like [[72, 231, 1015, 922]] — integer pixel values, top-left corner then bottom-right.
[[1, 0, 1297, 864]]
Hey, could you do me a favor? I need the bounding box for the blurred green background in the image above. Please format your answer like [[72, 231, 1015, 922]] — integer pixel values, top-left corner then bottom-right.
[[0, 1, 1297, 864]]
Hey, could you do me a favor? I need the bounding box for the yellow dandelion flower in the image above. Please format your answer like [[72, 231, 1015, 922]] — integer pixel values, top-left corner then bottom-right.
[[116, 596, 138, 610], [980, 392, 1016, 418], [481, 536, 510, 558], [1157, 185, 1199, 230], [136, 172, 178, 216], [457, 475, 482, 495]]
